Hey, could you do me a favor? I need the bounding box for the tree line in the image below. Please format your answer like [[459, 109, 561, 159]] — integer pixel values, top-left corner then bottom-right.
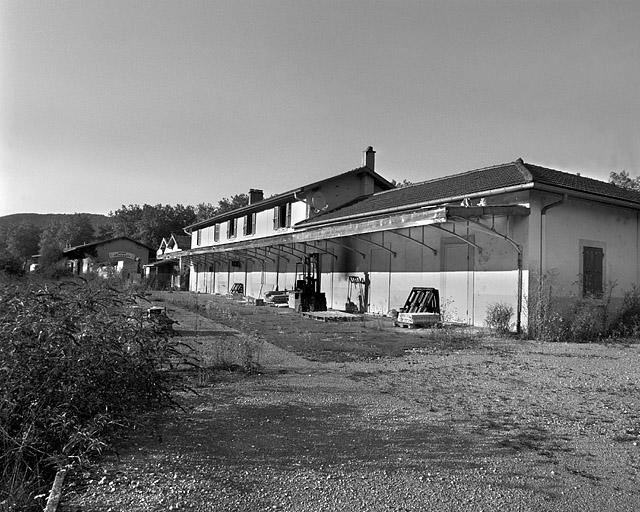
[[0, 194, 249, 273]]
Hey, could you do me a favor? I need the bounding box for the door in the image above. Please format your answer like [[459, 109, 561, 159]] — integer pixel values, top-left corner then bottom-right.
[[442, 242, 474, 324]]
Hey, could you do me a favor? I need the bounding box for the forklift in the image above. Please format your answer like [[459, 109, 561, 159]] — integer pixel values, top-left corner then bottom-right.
[[291, 253, 327, 312]]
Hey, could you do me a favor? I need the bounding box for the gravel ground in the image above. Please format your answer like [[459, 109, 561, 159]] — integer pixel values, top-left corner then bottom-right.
[[62, 295, 640, 511]]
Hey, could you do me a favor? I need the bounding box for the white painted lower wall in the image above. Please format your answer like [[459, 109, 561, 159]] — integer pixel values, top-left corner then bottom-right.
[[190, 264, 527, 329]]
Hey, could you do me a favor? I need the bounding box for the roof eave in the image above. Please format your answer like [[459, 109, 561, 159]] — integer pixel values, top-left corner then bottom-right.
[[185, 191, 297, 230], [532, 183, 640, 210], [298, 182, 535, 229]]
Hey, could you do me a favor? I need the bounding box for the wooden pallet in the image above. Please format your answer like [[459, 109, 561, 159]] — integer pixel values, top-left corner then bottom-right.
[[395, 312, 441, 329], [300, 311, 362, 322]]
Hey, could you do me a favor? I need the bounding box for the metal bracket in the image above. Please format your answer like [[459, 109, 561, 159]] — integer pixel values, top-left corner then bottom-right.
[[302, 241, 338, 260], [428, 224, 482, 252], [388, 229, 437, 255], [350, 234, 397, 257], [451, 216, 521, 254], [265, 246, 291, 262], [324, 238, 366, 259]]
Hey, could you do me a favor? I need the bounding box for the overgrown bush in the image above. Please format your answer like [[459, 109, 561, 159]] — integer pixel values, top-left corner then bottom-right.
[[528, 277, 617, 342], [0, 278, 192, 510], [567, 297, 607, 341], [0, 256, 24, 277], [527, 282, 569, 342], [611, 285, 640, 337], [485, 303, 514, 334]]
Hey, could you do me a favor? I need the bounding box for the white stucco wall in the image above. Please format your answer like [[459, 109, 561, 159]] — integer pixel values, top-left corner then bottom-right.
[[190, 200, 308, 249], [189, 219, 527, 329], [537, 194, 640, 301]]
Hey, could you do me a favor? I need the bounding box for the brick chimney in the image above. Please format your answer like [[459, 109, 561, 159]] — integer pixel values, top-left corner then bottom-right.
[[363, 146, 375, 170], [249, 189, 264, 204]]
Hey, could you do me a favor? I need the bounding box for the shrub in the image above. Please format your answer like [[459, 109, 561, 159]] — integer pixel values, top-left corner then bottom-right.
[[528, 277, 616, 342], [0, 278, 191, 510], [0, 256, 24, 277], [568, 297, 606, 341], [527, 283, 568, 342], [485, 302, 514, 334], [611, 285, 640, 337]]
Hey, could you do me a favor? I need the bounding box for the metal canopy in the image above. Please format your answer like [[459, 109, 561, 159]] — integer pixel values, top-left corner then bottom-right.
[[324, 238, 367, 259], [349, 234, 397, 257], [387, 229, 437, 255], [448, 215, 524, 334], [450, 216, 521, 254], [302, 241, 338, 260], [285, 244, 308, 257], [427, 224, 482, 252], [265, 246, 291, 262], [165, 205, 529, 261], [249, 248, 276, 263]]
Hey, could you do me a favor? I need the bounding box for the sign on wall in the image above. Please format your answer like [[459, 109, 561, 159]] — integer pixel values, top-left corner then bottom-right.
[[109, 251, 137, 260]]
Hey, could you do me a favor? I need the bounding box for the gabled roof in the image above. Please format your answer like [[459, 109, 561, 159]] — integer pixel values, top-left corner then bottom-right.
[[185, 166, 394, 230], [299, 159, 640, 227], [168, 233, 191, 248], [63, 236, 155, 256], [525, 162, 640, 203]]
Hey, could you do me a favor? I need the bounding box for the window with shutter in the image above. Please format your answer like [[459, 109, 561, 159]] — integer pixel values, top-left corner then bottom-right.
[[244, 212, 256, 235], [583, 246, 603, 297], [227, 218, 237, 238], [274, 204, 290, 229], [285, 203, 292, 227]]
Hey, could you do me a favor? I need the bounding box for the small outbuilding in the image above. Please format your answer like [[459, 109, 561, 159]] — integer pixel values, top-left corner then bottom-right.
[[146, 233, 191, 290], [64, 236, 154, 282]]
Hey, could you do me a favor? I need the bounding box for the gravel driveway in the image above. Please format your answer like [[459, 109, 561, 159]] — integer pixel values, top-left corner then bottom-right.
[[63, 295, 640, 511]]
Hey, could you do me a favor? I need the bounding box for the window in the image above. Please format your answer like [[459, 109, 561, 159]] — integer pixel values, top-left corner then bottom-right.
[[583, 246, 603, 297], [273, 203, 291, 229], [227, 218, 238, 238], [213, 224, 220, 242], [244, 212, 257, 235], [196, 229, 201, 246]]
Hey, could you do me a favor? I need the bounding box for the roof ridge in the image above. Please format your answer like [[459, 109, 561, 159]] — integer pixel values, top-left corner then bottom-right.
[[528, 162, 607, 184], [526, 162, 640, 204], [186, 165, 394, 230]]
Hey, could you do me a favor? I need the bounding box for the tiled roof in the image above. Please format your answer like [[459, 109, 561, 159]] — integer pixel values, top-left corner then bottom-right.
[[525, 163, 640, 203], [63, 236, 155, 255], [299, 160, 640, 226], [170, 234, 191, 248], [185, 166, 394, 230]]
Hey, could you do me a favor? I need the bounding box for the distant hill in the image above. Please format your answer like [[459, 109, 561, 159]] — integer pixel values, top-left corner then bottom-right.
[[0, 213, 112, 231]]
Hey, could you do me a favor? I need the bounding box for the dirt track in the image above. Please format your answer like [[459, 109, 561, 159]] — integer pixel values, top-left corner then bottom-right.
[[64, 294, 640, 511]]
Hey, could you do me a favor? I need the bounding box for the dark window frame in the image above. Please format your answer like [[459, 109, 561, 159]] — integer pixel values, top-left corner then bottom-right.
[[227, 218, 238, 239], [583, 245, 604, 298], [273, 203, 292, 229], [244, 212, 257, 235]]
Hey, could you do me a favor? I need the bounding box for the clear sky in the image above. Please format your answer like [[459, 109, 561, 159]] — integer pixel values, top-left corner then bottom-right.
[[1, 0, 639, 216]]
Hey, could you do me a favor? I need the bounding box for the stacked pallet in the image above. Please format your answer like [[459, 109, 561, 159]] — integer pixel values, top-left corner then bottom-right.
[[395, 287, 442, 328]]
